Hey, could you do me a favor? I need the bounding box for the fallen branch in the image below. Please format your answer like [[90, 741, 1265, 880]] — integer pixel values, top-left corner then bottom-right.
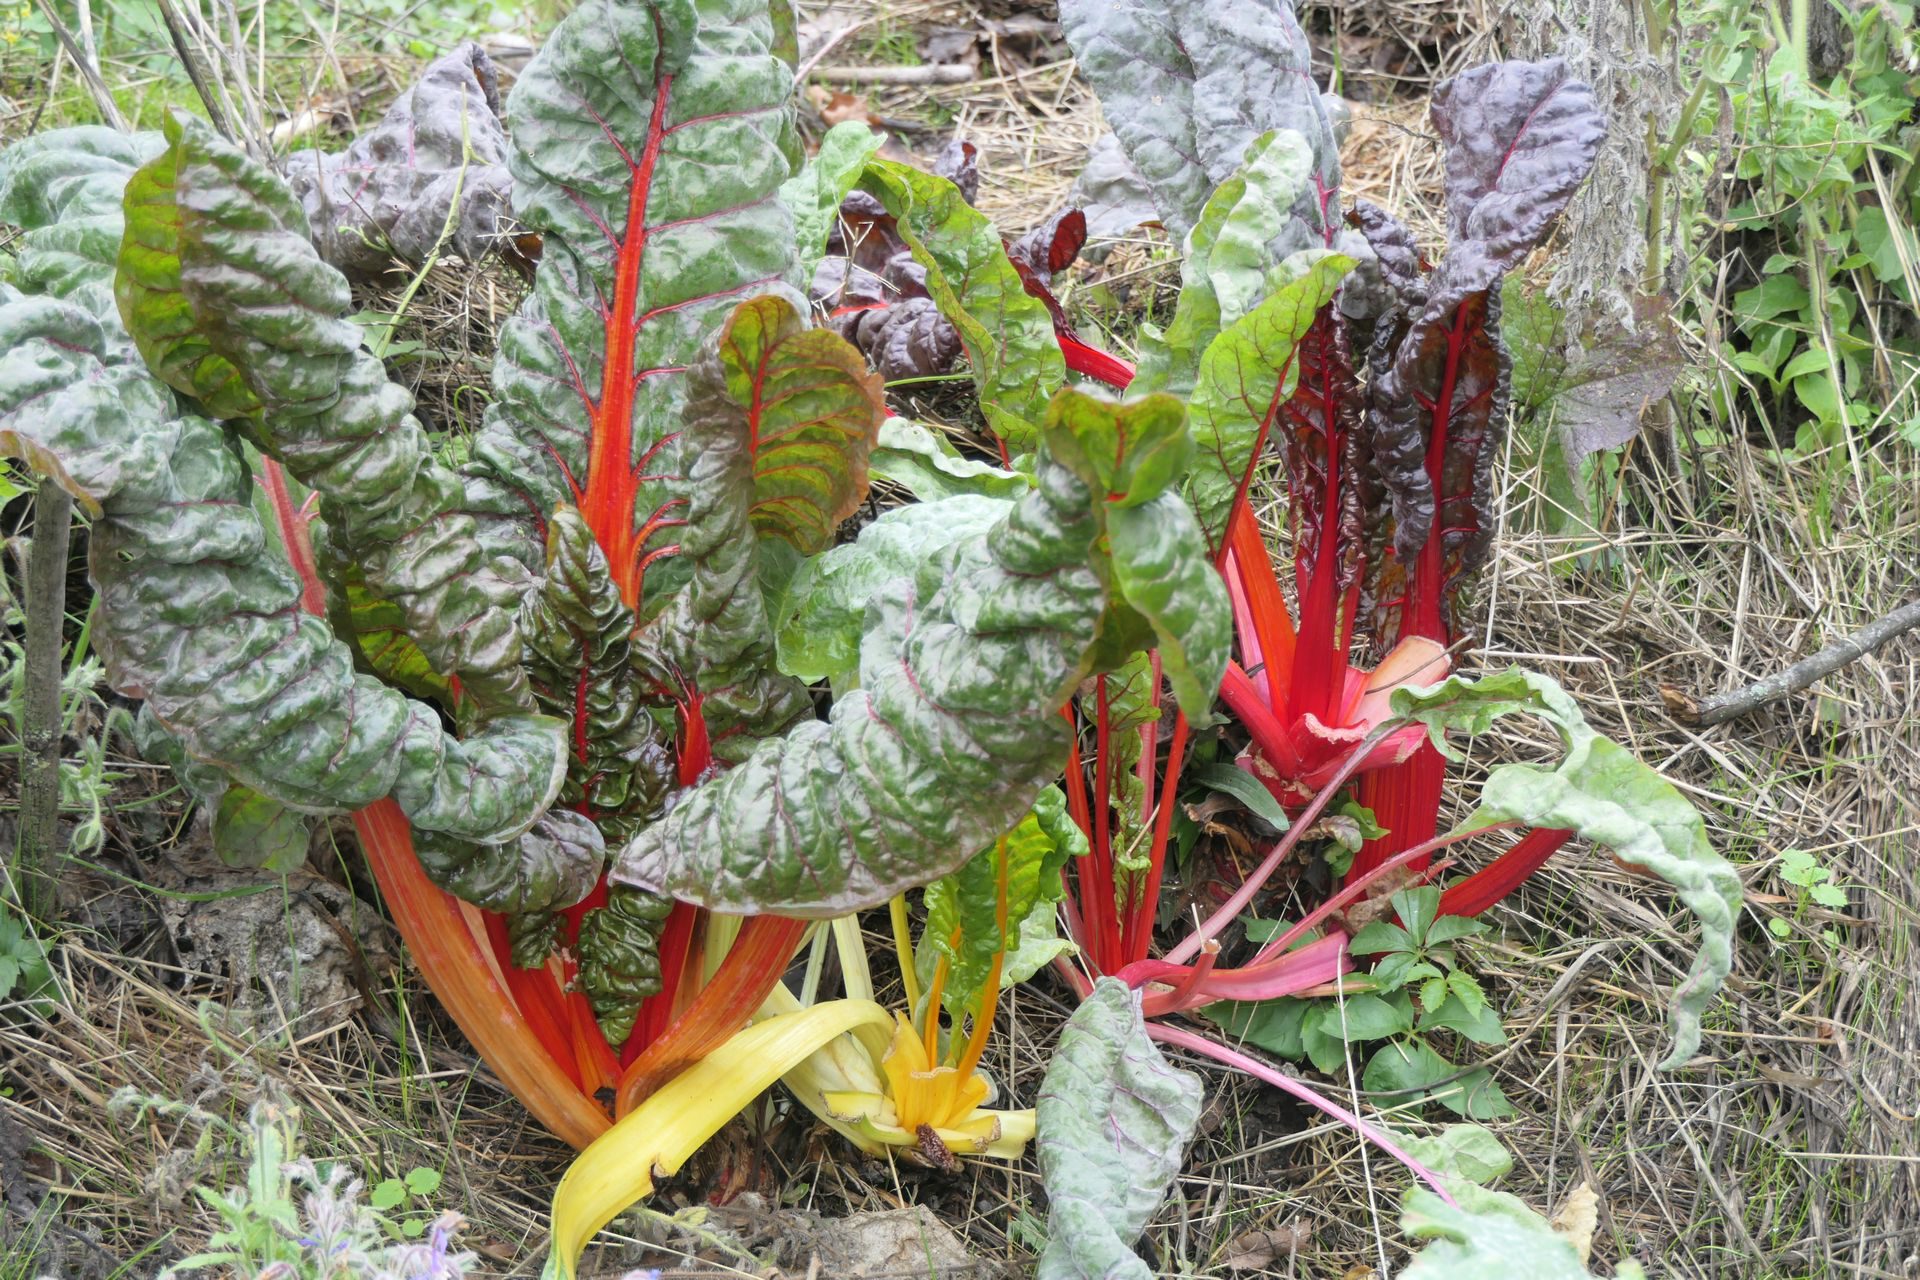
[[1663, 599, 1920, 727], [809, 63, 976, 85]]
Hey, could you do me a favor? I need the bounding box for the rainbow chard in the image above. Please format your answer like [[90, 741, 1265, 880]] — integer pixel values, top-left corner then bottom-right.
[[3, 0, 933, 1152], [612, 384, 1230, 915]]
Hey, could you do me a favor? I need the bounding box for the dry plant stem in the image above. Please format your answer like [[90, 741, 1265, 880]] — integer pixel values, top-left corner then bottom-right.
[[13, 480, 71, 921], [29, 0, 126, 131], [1683, 599, 1920, 727], [809, 63, 975, 85]]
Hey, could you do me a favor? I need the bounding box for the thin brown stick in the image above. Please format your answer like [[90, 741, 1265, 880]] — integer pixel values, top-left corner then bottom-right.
[[1664, 599, 1920, 727], [809, 63, 975, 85], [14, 479, 72, 921]]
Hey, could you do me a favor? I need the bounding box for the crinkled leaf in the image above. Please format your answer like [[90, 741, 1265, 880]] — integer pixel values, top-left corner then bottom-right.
[[1402, 1181, 1649, 1279], [280, 43, 521, 278], [628, 300, 850, 755], [704, 293, 883, 554], [1134, 129, 1318, 397], [330, 563, 458, 706], [414, 806, 604, 914], [116, 138, 258, 417], [827, 294, 963, 384], [918, 786, 1083, 1022], [1432, 59, 1611, 277], [869, 417, 1029, 502], [774, 494, 1010, 686], [520, 507, 674, 841], [1042, 388, 1192, 510], [1035, 977, 1203, 1280], [1368, 60, 1604, 625], [1187, 251, 1355, 547], [857, 160, 1063, 447], [465, 0, 802, 573], [613, 386, 1227, 914], [576, 884, 674, 1044], [142, 111, 537, 716], [1059, 0, 1340, 242], [781, 121, 886, 279], [1070, 133, 1161, 240], [1393, 668, 1740, 1068], [1349, 200, 1429, 304], [1278, 306, 1368, 605], [1106, 493, 1230, 718], [0, 321, 566, 843], [0, 127, 164, 334]]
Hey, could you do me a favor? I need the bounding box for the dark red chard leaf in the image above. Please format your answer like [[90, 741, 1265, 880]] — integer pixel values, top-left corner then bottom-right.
[[1277, 308, 1367, 725], [829, 294, 962, 382], [1432, 58, 1610, 279], [935, 138, 980, 204], [1365, 59, 1604, 643], [462, 0, 802, 603], [1346, 201, 1427, 306], [1005, 207, 1090, 331], [280, 43, 524, 279]]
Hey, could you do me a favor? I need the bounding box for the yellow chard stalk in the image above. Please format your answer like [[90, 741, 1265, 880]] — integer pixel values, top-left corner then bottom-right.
[[544, 1000, 892, 1280]]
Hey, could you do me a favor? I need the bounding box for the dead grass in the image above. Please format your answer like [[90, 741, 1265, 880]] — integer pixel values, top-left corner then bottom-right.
[[4, 2, 1917, 1277]]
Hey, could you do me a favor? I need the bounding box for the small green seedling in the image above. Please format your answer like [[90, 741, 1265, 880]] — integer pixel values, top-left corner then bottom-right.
[[1769, 848, 1850, 946], [368, 1165, 445, 1237]]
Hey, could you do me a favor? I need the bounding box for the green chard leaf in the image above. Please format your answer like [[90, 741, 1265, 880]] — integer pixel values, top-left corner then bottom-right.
[[775, 494, 1011, 687], [0, 127, 164, 333], [702, 292, 883, 555], [1044, 390, 1229, 718], [1186, 250, 1355, 548], [520, 507, 675, 842], [917, 785, 1084, 1022], [632, 293, 880, 756], [1133, 129, 1319, 397], [1036, 977, 1203, 1280], [576, 883, 674, 1044], [869, 417, 1030, 503], [612, 386, 1229, 915], [0, 315, 567, 847], [857, 160, 1064, 449], [1393, 668, 1741, 1068], [1403, 1181, 1648, 1279], [0, 128, 567, 859], [780, 121, 886, 278], [464, 0, 805, 571], [129, 111, 537, 717]]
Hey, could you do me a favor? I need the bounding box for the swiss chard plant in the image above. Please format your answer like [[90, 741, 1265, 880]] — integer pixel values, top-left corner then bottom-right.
[[735, 5, 1739, 1268], [0, 0, 1236, 1267]]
